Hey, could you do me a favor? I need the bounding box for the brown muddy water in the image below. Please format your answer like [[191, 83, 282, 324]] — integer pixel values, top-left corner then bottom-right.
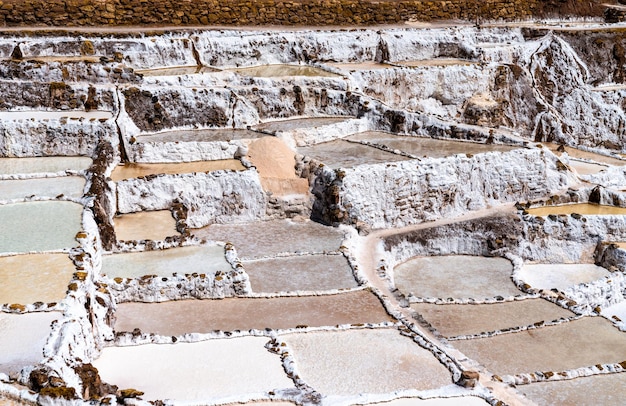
[[114, 210, 179, 241], [110, 160, 244, 181], [527, 203, 626, 216]]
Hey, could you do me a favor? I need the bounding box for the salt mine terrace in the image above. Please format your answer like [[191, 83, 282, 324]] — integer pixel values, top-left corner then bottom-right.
[[4, 21, 626, 406]]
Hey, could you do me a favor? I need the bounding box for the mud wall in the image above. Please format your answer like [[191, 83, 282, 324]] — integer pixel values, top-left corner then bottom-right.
[[0, 0, 603, 27]]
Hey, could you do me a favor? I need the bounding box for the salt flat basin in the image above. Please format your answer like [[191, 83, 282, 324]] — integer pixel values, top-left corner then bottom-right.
[[192, 219, 345, 259], [114, 290, 392, 335], [253, 117, 351, 133], [568, 160, 608, 175], [0, 253, 75, 305], [394, 255, 520, 300], [373, 397, 489, 405], [603, 301, 626, 323], [518, 263, 611, 292], [297, 139, 410, 169], [0, 201, 83, 253], [135, 128, 264, 143], [519, 370, 626, 406], [101, 245, 230, 279], [0, 176, 85, 200], [325, 62, 393, 70], [93, 337, 294, 404], [135, 65, 219, 77], [0, 311, 60, 375], [280, 328, 452, 396], [1, 110, 112, 121], [110, 160, 244, 181], [347, 132, 518, 158], [411, 299, 574, 337], [231, 64, 339, 78], [0, 156, 92, 175], [114, 210, 179, 242], [395, 58, 477, 67], [544, 142, 626, 166], [453, 317, 626, 376], [526, 203, 626, 216], [243, 254, 358, 293]]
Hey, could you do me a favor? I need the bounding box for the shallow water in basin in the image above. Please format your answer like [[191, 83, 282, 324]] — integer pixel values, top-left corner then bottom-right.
[[326, 62, 393, 70], [1, 110, 112, 120], [243, 254, 358, 293], [568, 160, 609, 175], [253, 117, 352, 133], [297, 139, 410, 169], [453, 317, 626, 376], [527, 203, 626, 216], [135, 65, 219, 76], [0, 201, 83, 253], [519, 372, 626, 406], [518, 263, 611, 292], [192, 219, 345, 259], [110, 160, 244, 181], [394, 255, 520, 300], [544, 142, 626, 166], [0, 157, 92, 175], [114, 290, 392, 334], [135, 128, 263, 143], [93, 336, 294, 404], [280, 328, 452, 396], [0, 311, 61, 375], [375, 398, 489, 405], [101, 245, 230, 279], [395, 58, 477, 67], [0, 253, 75, 305], [114, 210, 179, 241], [0, 176, 85, 200], [347, 132, 518, 158], [231, 64, 339, 78], [411, 299, 574, 337]]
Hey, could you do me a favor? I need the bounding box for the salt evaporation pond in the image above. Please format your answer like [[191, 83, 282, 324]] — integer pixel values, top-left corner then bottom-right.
[[0, 312, 60, 375], [0, 201, 83, 253], [114, 290, 392, 335], [0, 253, 75, 305], [603, 301, 626, 323], [243, 254, 358, 293], [193, 219, 345, 259], [394, 255, 521, 299], [411, 299, 574, 337], [526, 203, 626, 216], [0, 156, 92, 175], [280, 328, 452, 396], [110, 160, 244, 181], [347, 132, 518, 158], [395, 59, 477, 67], [231, 64, 339, 78], [297, 139, 410, 169], [1, 110, 112, 120], [135, 65, 219, 76], [374, 397, 489, 405], [453, 317, 626, 376], [519, 371, 626, 406], [101, 245, 230, 279], [326, 62, 393, 70], [518, 263, 611, 292], [93, 337, 294, 404], [114, 210, 179, 241], [544, 142, 626, 166], [253, 116, 351, 133], [0, 176, 85, 200], [567, 160, 609, 175], [135, 128, 264, 143]]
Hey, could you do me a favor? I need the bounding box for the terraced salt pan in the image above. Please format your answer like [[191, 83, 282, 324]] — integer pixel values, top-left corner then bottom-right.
[[0, 253, 75, 305], [110, 160, 244, 181], [453, 317, 626, 376], [518, 264, 611, 292], [0, 157, 92, 175], [568, 160, 609, 175], [411, 299, 575, 337], [192, 219, 345, 259], [231, 64, 339, 77], [603, 301, 626, 323], [101, 245, 230, 279], [0, 201, 83, 253], [519, 371, 626, 406], [394, 59, 477, 67], [243, 254, 358, 293], [135, 128, 264, 143], [253, 117, 351, 133], [93, 337, 294, 404], [114, 290, 392, 335], [114, 210, 178, 241], [544, 142, 626, 166], [326, 62, 393, 70], [0, 312, 60, 375], [373, 397, 489, 405], [394, 256, 520, 299], [526, 203, 626, 216], [0, 176, 85, 200], [347, 132, 517, 158], [1, 111, 112, 120], [135, 65, 219, 76], [297, 139, 410, 169], [280, 328, 451, 396]]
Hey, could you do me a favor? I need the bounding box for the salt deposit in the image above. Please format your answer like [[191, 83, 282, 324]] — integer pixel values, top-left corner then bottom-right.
[[232, 64, 339, 78], [110, 160, 245, 181], [0, 157, 91, 175], [518, 263, 612, 292], [297, 139, 410, 169], [0, 176, 85, 200], [113, 210, 178, 241]]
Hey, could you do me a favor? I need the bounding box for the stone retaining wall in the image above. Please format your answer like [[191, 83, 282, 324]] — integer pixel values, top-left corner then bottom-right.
[[0, 0, 604, 27]]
